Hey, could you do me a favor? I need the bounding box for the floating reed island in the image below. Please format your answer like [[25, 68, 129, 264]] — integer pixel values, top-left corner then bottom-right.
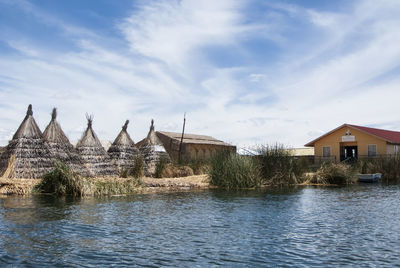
[[0, 104, 181, 180], [3, 105, 396, 196]]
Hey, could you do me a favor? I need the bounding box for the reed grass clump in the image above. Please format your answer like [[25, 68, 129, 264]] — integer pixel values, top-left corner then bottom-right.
[[357, 156, 400, 182], [131, 155, 145, 178], [120, 168, 129, 178], [309, 162, 357, 184], [160, 164, 194, 178], [256, 144, 309, 185], [186, 159, 210, 175], [120, 155, 144, 178], [34, 162, 142, 196], [208, 144, 311, 188], [209, 151, 261, 189], [34, 162, 89, 196], [155, 156, 170, 178], [91, 178, 142, 196]]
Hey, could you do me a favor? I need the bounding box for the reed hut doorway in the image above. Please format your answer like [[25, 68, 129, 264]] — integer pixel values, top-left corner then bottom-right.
[[340, 145, 358, 162]]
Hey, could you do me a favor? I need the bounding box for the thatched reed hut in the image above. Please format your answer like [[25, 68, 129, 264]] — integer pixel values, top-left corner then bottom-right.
[[76, 115, 117, 177], [137, 119, 170, 176], [0, 104, 54, 178], [108, 120, 141, 175], [43, 108, 90, 176]]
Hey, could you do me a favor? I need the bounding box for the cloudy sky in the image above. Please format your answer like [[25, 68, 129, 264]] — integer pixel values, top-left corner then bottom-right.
[[0, 0, 400, 148]]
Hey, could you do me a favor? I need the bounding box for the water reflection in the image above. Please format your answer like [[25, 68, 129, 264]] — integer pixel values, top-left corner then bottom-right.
[[0, 185, 400, 267], [1, 195, 75, 223], [0, 195, 74, 266]]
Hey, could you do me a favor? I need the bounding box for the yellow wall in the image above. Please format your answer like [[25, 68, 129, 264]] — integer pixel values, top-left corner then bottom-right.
[[314, 125, 388, 161]]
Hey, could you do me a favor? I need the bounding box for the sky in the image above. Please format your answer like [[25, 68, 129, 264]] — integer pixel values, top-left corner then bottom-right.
[[1, 0, 400, 149]]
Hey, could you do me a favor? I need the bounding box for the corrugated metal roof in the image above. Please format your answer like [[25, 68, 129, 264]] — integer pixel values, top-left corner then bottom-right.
[[157, 131, 233, 146]]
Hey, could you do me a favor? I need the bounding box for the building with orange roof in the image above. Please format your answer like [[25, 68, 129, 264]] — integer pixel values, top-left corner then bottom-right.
[[305, 124, 400, 162]]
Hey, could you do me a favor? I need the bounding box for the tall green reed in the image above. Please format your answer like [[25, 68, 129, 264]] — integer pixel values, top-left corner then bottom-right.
[[209, 151, 261, 189]]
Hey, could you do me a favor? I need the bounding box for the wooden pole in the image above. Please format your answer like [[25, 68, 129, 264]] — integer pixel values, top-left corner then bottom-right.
[[178, 113, 186, 163]]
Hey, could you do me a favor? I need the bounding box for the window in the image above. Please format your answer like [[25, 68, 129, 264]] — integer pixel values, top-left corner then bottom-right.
[[395, 145, 399, 154], [367, 144, 377, 157], [322, 146, 331, 157]]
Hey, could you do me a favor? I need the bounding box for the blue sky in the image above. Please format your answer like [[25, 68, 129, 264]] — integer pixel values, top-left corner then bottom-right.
[[1, 0, 400, 148]]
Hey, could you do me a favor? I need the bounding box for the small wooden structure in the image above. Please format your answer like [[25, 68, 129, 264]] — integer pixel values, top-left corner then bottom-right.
[[156, 131, 236, 162]]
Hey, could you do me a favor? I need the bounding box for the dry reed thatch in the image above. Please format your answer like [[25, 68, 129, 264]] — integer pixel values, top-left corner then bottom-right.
[[43, 108, 90, 176], [107, 120, 141, 175], [0, 177, 41, 195], [0, 104, 54, 179], [76, 114, 117, 177], [137, 119, 171, 176], [0, 146, 5, 161]]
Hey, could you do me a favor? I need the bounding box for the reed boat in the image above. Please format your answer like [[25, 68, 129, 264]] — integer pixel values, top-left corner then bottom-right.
[[358, 173, 382, 183]]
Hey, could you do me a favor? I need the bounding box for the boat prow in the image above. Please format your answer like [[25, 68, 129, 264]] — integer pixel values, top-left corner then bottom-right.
[[358, 173, 382, 183]]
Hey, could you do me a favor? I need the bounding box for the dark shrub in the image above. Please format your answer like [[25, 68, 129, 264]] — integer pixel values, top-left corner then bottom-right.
[[310, 162, 356, 184], [155, 156, 170, 178], [131, 155, 145, 178], [34, 162, 87, 196], [356, 156, 400, 182], [256, 144, 308, 185]]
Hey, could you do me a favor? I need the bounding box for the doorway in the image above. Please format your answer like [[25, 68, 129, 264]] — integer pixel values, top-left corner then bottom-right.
[[340, 146, 358, 162]]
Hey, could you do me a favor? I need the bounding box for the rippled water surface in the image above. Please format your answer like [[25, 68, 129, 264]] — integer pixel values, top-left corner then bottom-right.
[[1, 185, 400, 267]]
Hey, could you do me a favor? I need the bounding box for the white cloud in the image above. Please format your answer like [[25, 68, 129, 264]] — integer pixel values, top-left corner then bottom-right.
[[1, 0, 400, 149], [249, 74, 266, 82], [251, 0, 400, 145], [120, 0, 245, 67]]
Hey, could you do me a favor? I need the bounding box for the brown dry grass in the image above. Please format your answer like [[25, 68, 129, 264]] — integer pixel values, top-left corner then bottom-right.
[[142, 174, 209, 188], [0, 178, 41, 195]]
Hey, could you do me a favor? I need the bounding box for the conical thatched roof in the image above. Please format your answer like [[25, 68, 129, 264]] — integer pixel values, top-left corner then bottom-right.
[[138, 119, 170, 176], [0, 104, 54, 178], [43, 108, 90, 176], [108, 120, 141, 174], [76, 115, 117, 177]]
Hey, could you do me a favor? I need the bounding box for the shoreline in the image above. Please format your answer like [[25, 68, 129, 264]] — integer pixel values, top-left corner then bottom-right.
[[0, 175, 211, 196], [0, 174, 362, 196]]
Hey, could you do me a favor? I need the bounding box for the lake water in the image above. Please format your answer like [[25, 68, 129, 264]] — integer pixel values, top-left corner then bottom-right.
[[1, 184, 400, 267]]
